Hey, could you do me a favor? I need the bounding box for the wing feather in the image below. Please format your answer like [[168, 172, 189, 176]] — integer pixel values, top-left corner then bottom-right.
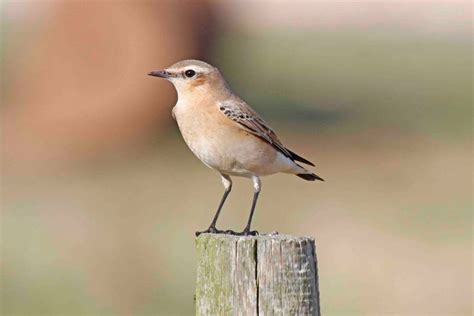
[[218, 99, 301, 162]]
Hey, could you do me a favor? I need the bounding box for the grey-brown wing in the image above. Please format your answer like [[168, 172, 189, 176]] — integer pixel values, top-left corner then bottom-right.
[[218, 100, 293, 158]]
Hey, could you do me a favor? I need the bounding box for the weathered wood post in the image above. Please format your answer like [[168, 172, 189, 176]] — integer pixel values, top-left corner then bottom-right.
[[195, 233, 320, 315]]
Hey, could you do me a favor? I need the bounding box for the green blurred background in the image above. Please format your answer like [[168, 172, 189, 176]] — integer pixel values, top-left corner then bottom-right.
[[1, 1, 472, 315]]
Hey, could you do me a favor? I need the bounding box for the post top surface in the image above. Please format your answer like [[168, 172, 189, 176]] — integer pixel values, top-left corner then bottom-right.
[[196, 233, 315, 243]]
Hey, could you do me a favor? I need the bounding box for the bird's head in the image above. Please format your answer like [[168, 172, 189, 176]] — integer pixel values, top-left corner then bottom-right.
[[148, 59, 227, 97]]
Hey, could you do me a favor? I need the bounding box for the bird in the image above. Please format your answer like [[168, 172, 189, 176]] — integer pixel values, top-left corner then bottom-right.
[[148, 59, 323, 236]]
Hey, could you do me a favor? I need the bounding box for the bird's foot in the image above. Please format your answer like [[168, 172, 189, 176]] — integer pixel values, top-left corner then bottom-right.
[[195, 226, 225, 237], [225, 229, 259, 236]]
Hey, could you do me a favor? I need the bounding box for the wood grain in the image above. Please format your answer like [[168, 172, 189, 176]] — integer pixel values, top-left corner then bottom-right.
[[195, 234, 320, 316]]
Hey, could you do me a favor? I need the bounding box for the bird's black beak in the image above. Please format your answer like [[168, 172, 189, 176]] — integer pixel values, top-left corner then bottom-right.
[[148, 70, 171, 78]]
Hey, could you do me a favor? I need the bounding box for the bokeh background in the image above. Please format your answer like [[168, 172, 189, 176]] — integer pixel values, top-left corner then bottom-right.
[[1, 1, 472, 315]]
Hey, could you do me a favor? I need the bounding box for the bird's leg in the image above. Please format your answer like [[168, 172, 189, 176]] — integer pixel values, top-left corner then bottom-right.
[[196, 174, 232, 236], [226, 176, 261, 236], [242, 176, 261, 235]]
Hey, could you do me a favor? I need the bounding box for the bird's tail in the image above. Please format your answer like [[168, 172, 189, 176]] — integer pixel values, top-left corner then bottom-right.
[[297, 173, 324, 181], [294, 164, 324, 181], [288, 162, 324, 181]]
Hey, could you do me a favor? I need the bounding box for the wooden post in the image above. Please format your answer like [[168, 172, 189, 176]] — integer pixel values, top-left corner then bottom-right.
[[195, 233, 320, 316]]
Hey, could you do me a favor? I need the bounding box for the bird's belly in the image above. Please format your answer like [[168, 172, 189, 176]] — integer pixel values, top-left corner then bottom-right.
[[175, 110, 288, 176]]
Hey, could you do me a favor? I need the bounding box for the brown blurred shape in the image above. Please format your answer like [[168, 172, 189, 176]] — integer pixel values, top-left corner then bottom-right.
[[2, 1, 216, 173]]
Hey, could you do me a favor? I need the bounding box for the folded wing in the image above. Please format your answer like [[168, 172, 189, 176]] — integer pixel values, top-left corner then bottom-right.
[[218, 99, 315, 167]]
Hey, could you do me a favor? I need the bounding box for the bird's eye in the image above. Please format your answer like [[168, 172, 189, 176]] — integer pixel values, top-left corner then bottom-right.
[[185, 69, 196, 78]]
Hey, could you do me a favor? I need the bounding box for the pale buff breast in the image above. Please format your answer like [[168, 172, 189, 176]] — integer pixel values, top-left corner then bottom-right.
[[173, 100, 296, 177]]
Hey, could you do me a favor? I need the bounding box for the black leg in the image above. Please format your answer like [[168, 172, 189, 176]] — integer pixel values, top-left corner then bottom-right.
[[226, 177, 261, 236], [243, 190, 260, 234], [196, 175, 232, 236]]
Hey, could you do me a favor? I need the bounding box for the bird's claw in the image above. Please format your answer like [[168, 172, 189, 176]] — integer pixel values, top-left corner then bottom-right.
[[225, 229, 259, 236], [195, 226, 225, 237]]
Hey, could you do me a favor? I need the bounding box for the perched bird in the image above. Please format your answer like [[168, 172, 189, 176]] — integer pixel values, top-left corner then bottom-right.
[[148, 60, 323, 236]]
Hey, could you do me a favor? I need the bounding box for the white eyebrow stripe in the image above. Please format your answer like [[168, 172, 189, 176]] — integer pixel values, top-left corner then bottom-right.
[[169, 65, 210, 74]]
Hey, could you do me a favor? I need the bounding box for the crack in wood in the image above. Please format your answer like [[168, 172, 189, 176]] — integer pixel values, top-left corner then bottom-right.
[[195, 234, 320, 316]]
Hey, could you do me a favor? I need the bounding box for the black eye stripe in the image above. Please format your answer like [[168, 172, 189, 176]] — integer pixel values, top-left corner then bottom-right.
[[184, 69, 196, 78]]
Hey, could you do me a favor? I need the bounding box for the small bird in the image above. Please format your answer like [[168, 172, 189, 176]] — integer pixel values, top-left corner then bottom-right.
[[149, 60, 323, 236]]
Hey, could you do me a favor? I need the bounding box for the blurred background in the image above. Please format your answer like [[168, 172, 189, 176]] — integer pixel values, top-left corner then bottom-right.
[[1, 0, 472, 315]]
